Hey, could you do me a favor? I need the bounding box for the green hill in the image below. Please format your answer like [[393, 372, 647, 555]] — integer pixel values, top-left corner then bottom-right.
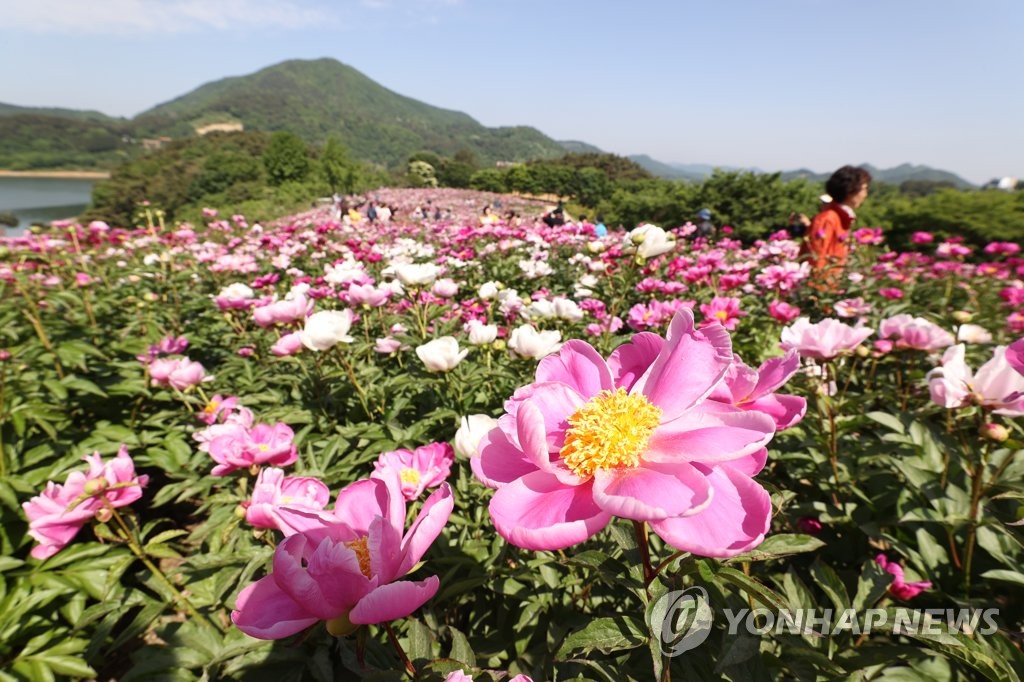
[[781, 162, 974, 189], [131, 58, 565, 167]]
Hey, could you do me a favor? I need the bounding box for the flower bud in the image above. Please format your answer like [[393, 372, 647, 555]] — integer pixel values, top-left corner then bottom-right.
[[855, 345, 870, 358], [94, 506, 113, 523], [83, 478, 109, 495], [952, 310, 973, 323], [980, 422, 1010, 442], [234, 504, 249, 519]]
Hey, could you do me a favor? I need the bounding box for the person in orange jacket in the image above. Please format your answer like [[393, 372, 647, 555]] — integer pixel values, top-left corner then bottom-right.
[[803, 165, 872, 288]]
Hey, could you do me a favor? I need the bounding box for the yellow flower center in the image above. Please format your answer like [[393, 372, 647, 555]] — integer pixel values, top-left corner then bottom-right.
[[203, 400, 219, 414], [559, 388, 662, 479], [345, 536, 373, 579], [400, 468, 422, 486], [258, 444, 269, 452], [714, 310, 729, 321]]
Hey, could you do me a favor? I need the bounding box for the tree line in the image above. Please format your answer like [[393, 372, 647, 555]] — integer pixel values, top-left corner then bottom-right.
[[83, 131, 1023, 247]]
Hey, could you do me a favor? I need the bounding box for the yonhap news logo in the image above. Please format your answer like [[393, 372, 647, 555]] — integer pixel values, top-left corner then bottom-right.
[[652, 587, 999, 657], [651, 586, 714, 656]]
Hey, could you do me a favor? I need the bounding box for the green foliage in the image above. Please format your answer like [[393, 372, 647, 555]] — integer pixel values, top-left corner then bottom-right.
[[262, 131, 311, 186], [319, 136, 360, 195], [0, 114, 135, 171]]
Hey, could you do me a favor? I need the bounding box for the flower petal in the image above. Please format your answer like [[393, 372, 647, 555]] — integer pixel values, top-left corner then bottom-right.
[[472, 426, 538, 489], [489, 471, 610, 550], [608, 332, 664, 390], [647, 406, 776, 465], [649, 464, 771, 558], [231, 575, 319, 640], [632, 310, 733, 420], [349, 576, 439, 625], [592, 461, 711, 521], [397, 483, 454, 578], [536, 340, 613, 397]]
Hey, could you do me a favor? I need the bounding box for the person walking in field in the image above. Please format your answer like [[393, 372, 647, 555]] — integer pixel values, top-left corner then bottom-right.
[[803, 165, 871, 288]]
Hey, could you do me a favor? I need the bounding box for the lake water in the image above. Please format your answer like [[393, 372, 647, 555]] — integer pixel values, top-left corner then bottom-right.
[[0, 177, 98, 236]]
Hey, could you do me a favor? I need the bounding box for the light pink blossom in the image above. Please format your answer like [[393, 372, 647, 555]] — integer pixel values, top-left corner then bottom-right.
[[231, 472, 453, 639], [779, 318, 874, 360], [245, 468, 331, 530], [371, 442, 454, 500], [22, 446, 148, 560]]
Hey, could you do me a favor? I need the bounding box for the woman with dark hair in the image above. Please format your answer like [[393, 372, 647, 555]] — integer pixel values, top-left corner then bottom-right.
[[804, 165, 872, 287]]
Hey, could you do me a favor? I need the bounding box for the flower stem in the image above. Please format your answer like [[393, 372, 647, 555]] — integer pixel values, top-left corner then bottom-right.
[[106, 505, 219, 631], [383, 622, 415, 677]]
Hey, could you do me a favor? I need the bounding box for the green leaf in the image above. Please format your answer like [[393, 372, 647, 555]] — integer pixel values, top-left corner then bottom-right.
[[726, 534, 825, 563], [558, 615, 647, 657], [810, 559, 850, 611], [980, 569, 1024, 588], [716, 566, 790, 611]]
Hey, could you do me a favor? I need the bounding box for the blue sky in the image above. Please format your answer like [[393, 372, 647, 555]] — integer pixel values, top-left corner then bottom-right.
[[3, 0, 1020, 184]]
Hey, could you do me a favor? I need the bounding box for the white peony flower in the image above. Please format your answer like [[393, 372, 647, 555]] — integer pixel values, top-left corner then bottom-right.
[[415, 336, 468, 372], [508, 324, 562, 360], [394, 262, 440, 287], [300, 310, 355, 351], [454, 414, 498, 459]]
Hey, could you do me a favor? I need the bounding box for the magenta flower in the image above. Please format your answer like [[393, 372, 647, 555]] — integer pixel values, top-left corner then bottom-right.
[[244, 468, 331, 530], [197, 394, 240, 425], [206, 422, 299, 476], [22, 446, 148, 560], [768, 300, 801, 324], [371, 442, 454, 500], [875, 554, 931, 600], [231, 473, 454, 639], [699, 296, 745, 330], [779, 318, 874, 360], [1007, 338, 1024, 376], [473, 310, 777, 557]]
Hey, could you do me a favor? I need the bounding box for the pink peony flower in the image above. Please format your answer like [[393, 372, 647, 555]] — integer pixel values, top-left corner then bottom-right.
[[206, 422, 299, 476], [231, 472, 453, 639], [473, 310, 777, 558], [911, 231, 934, 245], [927, 344, 1024, 415], [270, 332, 304, 357], [1007, 338, 1024, 376], [149, 357, 211, 390], [796, 517, 822, 535], [768, 300, 801, 324], [197, 394, 240, 425], [371, 442, 454, 500], [878, 288, 904, 300], [878, 314, 955, 352], [709, 351, 807, 430], [699, 296, 745, 331], [22, 446, 148, 560], [244, 468, 331, 530], [252, 294, 312, 327], [875, 554, 931, 600], [779, 318, 874, 360]]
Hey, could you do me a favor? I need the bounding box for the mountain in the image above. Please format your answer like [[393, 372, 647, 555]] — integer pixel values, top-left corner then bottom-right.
[[0, 102, 126, 124], [130, 58, 566, 167], [558, 140, 604, 154], [628, 154, 704, 180], [781, 162, 975, 188]]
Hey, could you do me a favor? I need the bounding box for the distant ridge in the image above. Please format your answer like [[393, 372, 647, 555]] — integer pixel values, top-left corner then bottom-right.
[[781, 162, 975, 188], [0, 58, 988, 184]]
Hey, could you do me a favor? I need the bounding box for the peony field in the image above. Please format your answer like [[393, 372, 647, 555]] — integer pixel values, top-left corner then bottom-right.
[[4, 186, 1024, 681]]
